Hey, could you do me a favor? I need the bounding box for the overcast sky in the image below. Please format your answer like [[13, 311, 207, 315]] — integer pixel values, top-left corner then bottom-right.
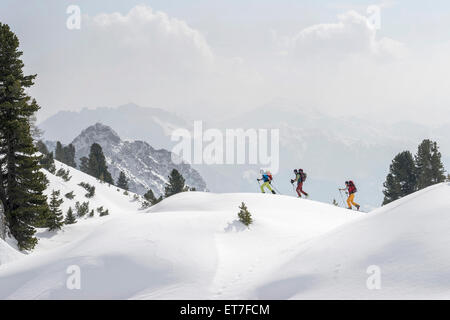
[[2, 0, 450, 124]]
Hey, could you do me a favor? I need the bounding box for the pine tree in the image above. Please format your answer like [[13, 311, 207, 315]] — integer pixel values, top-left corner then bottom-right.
[[238, 202, 253, 227], [75, 201, 89, 217], [54, 141, 65, 163], [64, 207, 77, 225], [415, 139, 445, 189], [79, 156, 89, 173], [116, 171, 129, 190], [64, 144, 76, 168], [430, 141, 446, 185], [87, 143, 113, 184], [36, 140, 49, 155], [382, 151, 417, 205], [164, 169, 185, 198], [143, 189, 162, 205], [0, 23, 49, 250], [29, 114, 43, 142], [47, 190, 64, 231]]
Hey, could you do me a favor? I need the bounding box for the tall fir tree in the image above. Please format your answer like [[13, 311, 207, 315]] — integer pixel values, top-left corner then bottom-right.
[[87, 143, 113, 184], [47, 190, 64, 231], [79, 156, 89, 173], [415, 139, 446, 189], [64, 144, 76, 168], [0, 23, 49, 250], [54, 141, 76, 168], [430, 141, 446, 185], [164, 169, 185, 198], [54, 141, 65, 163], [116, 171, 129, 190], [382, 151, 417, 205]]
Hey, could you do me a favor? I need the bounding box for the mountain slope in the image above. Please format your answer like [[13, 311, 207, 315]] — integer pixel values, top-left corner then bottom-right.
[[255, 182, 450, 299], [1, 160, 449, 299], [0, 165, 360, 299], [70, 123, 207, 196]]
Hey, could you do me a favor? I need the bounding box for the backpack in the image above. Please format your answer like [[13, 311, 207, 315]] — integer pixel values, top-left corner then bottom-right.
[[301, 172, 307, 182], [348, 180, 357, 193]]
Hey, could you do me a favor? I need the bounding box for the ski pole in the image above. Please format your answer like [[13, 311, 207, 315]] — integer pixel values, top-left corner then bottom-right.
[[338, 189, 346, 207], [271, 183, 281, 195]]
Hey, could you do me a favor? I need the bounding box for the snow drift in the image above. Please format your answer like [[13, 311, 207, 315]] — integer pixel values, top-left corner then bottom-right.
[[0, 160, 449, 299]]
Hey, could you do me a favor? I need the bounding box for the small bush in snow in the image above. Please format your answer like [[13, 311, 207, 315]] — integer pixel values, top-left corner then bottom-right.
[[238, 202, 253, 228], [56, 168, 71, 181], [75, 201, 89, 217], [65, 191, 75, 200], [97, 206, 109, 217], [332, 199, 339, 206], [140, 201, 151, 209], [64, 207, 77, 225], [89, 209, 94, 217], [47, 165, 56, 175], [132, 194, 140, 202], [78, 182, 95, 198], [123, 190, 129, 196]]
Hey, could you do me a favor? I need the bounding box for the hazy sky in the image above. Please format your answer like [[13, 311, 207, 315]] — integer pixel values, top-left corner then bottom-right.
[[2, 0, 450, 124]]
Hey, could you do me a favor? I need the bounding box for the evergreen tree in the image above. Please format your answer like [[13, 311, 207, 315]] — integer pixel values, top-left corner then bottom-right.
[[40, 151, 55, 172], [430, 141, 446, 185], [0, 23, 49, 250], [238, 202, 253, 227], [116, 171, 129, 190], [29, 114, 43, 142], [54, 141, 65, 163], [164, 169, 185, 198], [79, 156, 89, 173], [54, 142, 76, 168], [47, 190, 64, 231], [64, 207, 77, 225], [143, 189, 162, 205], [87, 143, 113, 184], [382, 151, 417, 205], [75, 201, 89, 217], [415, 139, 446, 189], [64, 144, 76, 168], [36, 140, 49, 155]]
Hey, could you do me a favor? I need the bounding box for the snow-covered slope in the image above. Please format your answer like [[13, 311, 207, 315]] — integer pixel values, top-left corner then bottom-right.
[[255, 183, 450, 299], [0, 166, 449, 299], [0, 239, 23, 266], [70, 123, 207, 196]]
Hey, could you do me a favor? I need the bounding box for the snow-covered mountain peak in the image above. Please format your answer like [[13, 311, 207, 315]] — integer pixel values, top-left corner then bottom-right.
[[72, 123, 121, 148], [70, 123, 207, 196]]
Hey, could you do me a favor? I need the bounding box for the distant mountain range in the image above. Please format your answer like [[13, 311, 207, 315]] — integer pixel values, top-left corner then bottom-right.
[[39, 102, 450, 208], [39, 103, 188, 150], [46, 123, 207, 196]]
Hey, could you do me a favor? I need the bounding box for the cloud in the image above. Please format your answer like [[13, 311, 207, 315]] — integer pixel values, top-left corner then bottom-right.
[[282, 11, 406, 60]]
